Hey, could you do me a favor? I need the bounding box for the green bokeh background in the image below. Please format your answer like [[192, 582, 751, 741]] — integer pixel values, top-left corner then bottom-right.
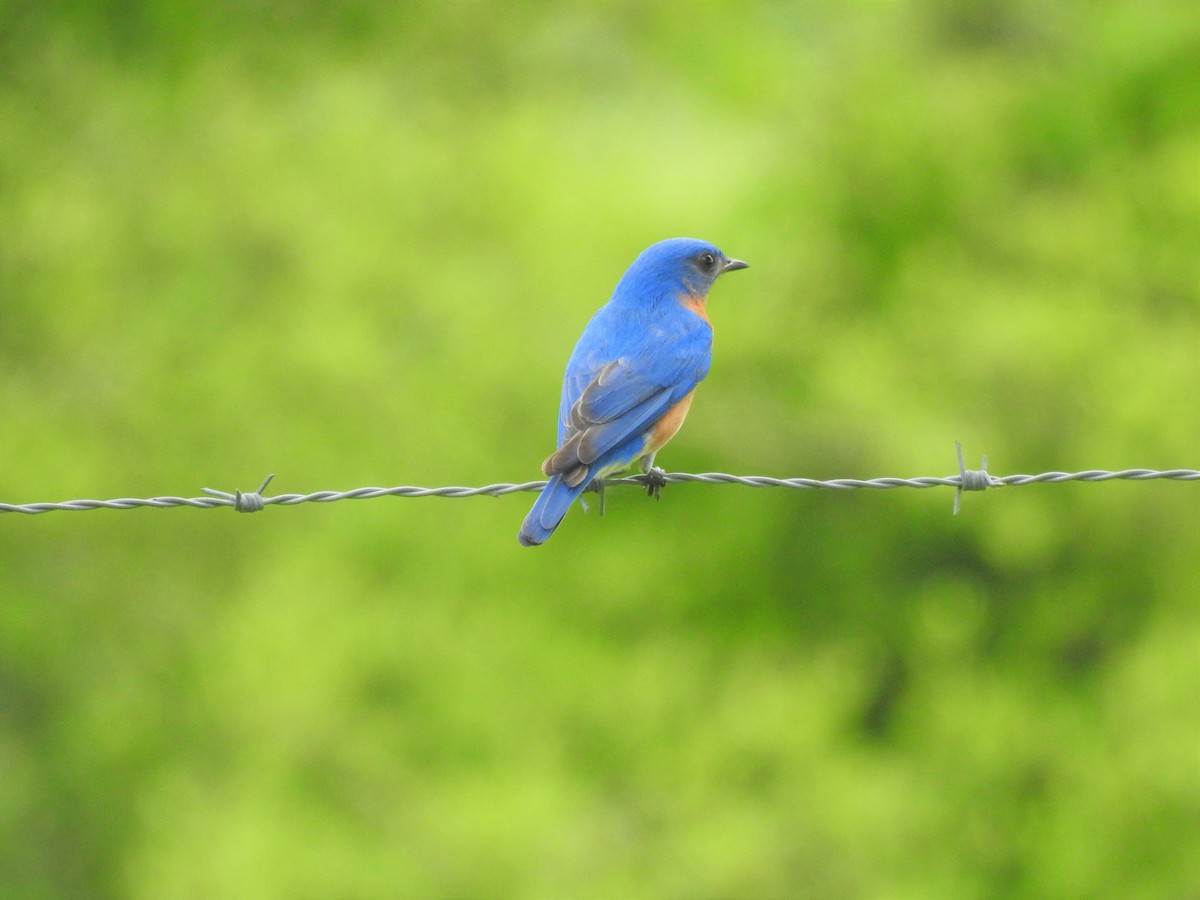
[[3, 1, 1198, 896]]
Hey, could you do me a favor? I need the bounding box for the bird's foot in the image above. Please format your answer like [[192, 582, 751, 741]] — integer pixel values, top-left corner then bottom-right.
[[643, 466, 668, 500], [581, 478, 607, 515]]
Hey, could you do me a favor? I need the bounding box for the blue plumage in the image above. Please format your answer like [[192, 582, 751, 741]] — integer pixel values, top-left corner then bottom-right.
[[519, 238, 747, 546]]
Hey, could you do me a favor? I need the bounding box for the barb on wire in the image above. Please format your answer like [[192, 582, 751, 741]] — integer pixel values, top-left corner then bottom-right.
[[203, 473, 275, 513], [955, 440, 1000, 515], [1, 444, 1196, 517]]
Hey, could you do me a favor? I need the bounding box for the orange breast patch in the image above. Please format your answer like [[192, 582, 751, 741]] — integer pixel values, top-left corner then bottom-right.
[[645, 390, 696, 455], [680, 293, 710, 324]]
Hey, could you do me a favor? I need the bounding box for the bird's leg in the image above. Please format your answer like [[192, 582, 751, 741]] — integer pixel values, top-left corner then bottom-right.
[[582, 477, 607, 515], [640, 453, 668, 500]]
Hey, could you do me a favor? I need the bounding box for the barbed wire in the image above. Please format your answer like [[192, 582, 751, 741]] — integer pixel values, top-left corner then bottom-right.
[[1, 445, 1196, 518]]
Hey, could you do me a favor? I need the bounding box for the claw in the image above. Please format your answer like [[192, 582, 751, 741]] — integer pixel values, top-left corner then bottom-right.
[[643, 466, 668, 500]]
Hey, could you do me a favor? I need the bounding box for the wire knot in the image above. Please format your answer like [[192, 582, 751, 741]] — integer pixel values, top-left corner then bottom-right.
[[954, 443, 997, 515], [202, 473, 275, 513], [233, 489, 266, 512], [959, 468, 993, 492]]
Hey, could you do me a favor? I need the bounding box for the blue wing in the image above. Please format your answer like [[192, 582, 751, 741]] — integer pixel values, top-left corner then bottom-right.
[[544, 360, 678, 486], [545, 303, 712, 486]]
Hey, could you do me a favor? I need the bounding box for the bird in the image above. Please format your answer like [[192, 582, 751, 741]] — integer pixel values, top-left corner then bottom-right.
[[518, 237, 748, 546]]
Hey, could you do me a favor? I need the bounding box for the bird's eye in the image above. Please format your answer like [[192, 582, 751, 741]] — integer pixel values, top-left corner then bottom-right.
[[699, 252, 716, 270]]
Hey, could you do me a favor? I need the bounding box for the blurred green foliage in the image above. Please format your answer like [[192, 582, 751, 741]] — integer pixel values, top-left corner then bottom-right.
[[2, 1, 1199, 896]]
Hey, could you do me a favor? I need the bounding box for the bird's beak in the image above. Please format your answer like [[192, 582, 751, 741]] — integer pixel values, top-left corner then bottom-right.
[[721, 257, 749, 273]]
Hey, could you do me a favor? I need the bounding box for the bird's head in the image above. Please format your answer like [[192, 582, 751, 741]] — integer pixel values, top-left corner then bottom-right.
[[615, 237, 748, 302]]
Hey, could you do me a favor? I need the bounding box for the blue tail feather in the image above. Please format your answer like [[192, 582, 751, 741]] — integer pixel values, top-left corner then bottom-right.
[[518, 474, 591, 546]]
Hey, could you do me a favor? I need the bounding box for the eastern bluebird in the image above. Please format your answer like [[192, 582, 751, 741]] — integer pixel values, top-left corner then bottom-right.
[[518, 238, 748, 546]]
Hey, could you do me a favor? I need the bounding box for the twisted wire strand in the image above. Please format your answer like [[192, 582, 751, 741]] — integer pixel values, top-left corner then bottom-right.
[[1, 468, 1196, 516]]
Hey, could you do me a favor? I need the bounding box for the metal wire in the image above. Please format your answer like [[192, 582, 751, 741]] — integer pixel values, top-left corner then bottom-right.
[[1, 444, 1196, 516]]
